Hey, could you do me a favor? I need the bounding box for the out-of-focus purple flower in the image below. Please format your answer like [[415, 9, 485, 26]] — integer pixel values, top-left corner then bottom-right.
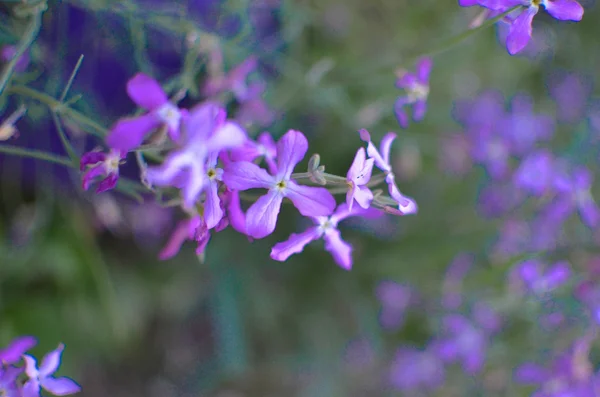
[[389, 346, 445, 391], [514, 259, 571, 294], [478, 183, 523, 218], [145, 102, 246, 211], [230, 132, 277, 174], [503, 94, 554, 155], [346, 148, 374, 210], [106, 73, 184, 152], [223, 129, 336, 239], [442, 253, 473, 310], [548, 72, 592, 124], [270, 203, 375, 269], [552, 167, 600, 228], [159, 215, 210, 260], [394, 58, 432, 128], [0, 365, 22, 397], [359, 129, 417, 215], [514, 336, 597, 396], [473, 0, 584, 55], [23, 344, 81, 397], [492, 219, 531, 260], [455, 90, 511, 179], [513, 149, 556, 197], [439, 133, 472, 176], [80, 149, 126, 194], [434, 314, 490, 374], [0, 45, 30, 72], [0, 336, 36, 364], [376, 281, 412, 330]]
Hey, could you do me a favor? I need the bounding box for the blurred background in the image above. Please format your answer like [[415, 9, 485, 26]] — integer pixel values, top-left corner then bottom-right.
[[1, 0, 600, 395]]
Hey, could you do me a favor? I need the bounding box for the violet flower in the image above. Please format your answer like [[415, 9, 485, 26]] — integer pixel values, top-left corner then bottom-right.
[[434, 314, 489, 374], [552, 167, 600, 228], [513, 149, 556, 197], [503, 93, 554, 155], [145, 102, 246, 212], [548, 72, 592, 124], [271, 203, 374, 269], [389, 346, 445, 391], [394, 57, 432, 128], [442, 253, 473, 310], [514, 259, 571, 294], [376, 281, 412, 330], [223, 129, 336, 239], [0, 336, 36, 364], [476, 0, 584, 55], [22, 344, 81, 397], [230, 132, 277, 174], [346, 147, 374, 210], [159, 215, 210, 260], [80, 149, 126, 193], [0, 366, 21, 397], [359, 129, 417, 215], [106, 73, 184, 152]]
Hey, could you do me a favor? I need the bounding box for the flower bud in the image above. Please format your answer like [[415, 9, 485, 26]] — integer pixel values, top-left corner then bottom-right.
[[0, 105, 26, 141]]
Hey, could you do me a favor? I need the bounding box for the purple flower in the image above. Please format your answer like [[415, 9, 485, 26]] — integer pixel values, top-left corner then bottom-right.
[[434, 314, 489, 374], [159, 215, 210, 260], [503, 94, 554, 155], [230, 132, 277, 174], [442, 253, 473, 309], [359, 129, 418, 215], [514, 259, 571, 294], [376, 281, 413, 330], [548, 72, 592, 124], [145, 102, 246, 213], [106, 73, 184, 152], [80, 150, 125, 193], [479, 0, 584, 55], [0, 336, 36, 364], [552, 167, 600, 228], [271, 204, 377, 269], [223, 129, 336, 239], [0, 366, 22, 397], [513, 149, 556, 196], [23, 344, 81, 397], [346, 148, 374, 210], [0, 45, 30, 72], [394, 58, 432, 128], [389, 346, 445, 391]]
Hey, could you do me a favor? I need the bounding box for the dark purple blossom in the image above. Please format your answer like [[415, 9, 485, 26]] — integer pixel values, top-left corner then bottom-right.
[[106, 73, 184, 152], [80, 149, 126, 193], [23, 344, 81, 397], [394, 57, 432, 128], [223, 129, 336, 239], [270, 203, 377, 269]]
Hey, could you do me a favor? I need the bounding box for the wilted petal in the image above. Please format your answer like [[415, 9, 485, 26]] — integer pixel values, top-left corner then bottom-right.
[[204, 181, 223, 230], [543, 0, 584, 21], [276, 130, 308, 179], [41, 377, 81, 396], [271, 226, 321, 262], [506, 7, 538, 55], [106, 114, 161, 152], [246, 190, 284, 238], [323, 229, 353, 270], [286, 182, 336, 217], [126, 73, 168, 110], [223, 161, 273, 191], [39, 344, 64, 378]]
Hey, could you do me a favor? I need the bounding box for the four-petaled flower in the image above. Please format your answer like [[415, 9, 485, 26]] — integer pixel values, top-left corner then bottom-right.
[[223, 129, 336, 239], [394, 57, 432, 128], [271, 203, 377, 269], [106, 73, 184, 152], [23, 344, 81, 397], [346, 148, 374, 211], [80, 149, 126, 193]]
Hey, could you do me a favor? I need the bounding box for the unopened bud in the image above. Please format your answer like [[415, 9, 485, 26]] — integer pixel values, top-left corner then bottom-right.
[[308, 153, 321, 172], [0, 105, 26, 141]]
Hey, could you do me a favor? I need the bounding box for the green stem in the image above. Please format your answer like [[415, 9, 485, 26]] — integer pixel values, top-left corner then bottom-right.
[[51, 113, 79, 166], [0, 9, 44, 96], [60, 54, 84, 102], [0, 144, 73, 167], [7, 85, 108, 137]]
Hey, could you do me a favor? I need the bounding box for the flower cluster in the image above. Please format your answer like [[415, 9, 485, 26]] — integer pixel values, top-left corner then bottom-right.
[[84, 70, 417, 269], [0, 336, 80, 397]]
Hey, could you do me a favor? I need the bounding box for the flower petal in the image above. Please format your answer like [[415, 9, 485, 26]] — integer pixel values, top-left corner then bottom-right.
[[39, 344, 64, 378], [388, 180, 418, 215], [514, 363, 548, 384], [246, 190, 284, 239], [394, 97, 410, 129], [23, 355, 38, 379], [223, 161, 274, 191], [227, 190, 247, 234], [286, 182, 336, 217], [276, 130, 308, 179], [543, 0, 583, 21], [126, 73, 168, 110], [41, 377, 81, 396], [0, 336, 36, 364], [506, 7, 538, 55], [159, 219, 196, 260], [206, 121, 247, 153], [413, 99, 428, 121], [204, 181, 223, 229], [416, 57, 433, 83], [352, 185, 374, 209], [80, 152, 106, 171], [270, 226, 321, 262], [323, 229, 353, 270], [347, 148, 367, 181], [96, 173, 119, 194], [106, 114, 161, 152], [22, 379, 40, 397]]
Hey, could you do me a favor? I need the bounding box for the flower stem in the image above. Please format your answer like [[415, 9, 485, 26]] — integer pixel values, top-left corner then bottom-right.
[[0, 144, 73, 167], [0, 7, 44, 96]]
